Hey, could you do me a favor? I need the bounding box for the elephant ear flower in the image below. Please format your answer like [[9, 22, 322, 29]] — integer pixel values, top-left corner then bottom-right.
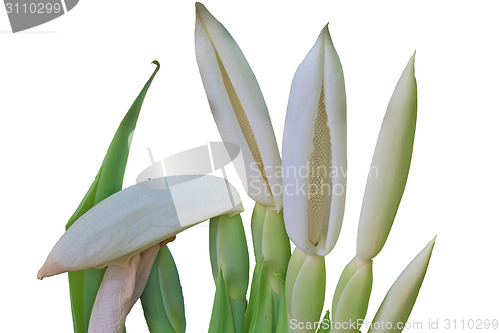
[[282, 25, 347, 256], [195, 2, 282, 212], [356, 53, 418, 262], [368, 237, 436, 333], [38, 174, 243, 333], [329, 53, 420, 331], [195, 6, 291, 331]]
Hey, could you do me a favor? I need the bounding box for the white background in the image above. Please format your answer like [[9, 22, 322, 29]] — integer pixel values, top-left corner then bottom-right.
[[1, 0, 499, 332]]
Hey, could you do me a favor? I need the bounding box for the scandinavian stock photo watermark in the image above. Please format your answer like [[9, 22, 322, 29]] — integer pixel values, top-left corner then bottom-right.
[[133, 142, 377, 230], [136, 142, 376, 199]]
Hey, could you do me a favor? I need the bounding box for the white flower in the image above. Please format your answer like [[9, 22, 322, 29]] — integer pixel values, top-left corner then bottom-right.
[[195, 3, 282, 212], [38, 175, 243, 333], [356, 53, 418, 262], [368, 237, 435, 333], [282, 25, 347, 256]]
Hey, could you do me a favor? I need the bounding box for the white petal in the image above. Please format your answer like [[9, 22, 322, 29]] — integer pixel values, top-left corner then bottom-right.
[[368, 237, 435, 333], [195, 3, 282, 211], [356, 53, 417, 261], [38, 175, 243, 279], [282, 25, 347, 256], [88, 254, 141, 333]]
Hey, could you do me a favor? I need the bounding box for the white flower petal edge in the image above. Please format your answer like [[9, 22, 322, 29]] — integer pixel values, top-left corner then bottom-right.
[[368, 237, 435, 333], [357, 53, 417, 262], [282, 25, 347, 256], [195, 3, 282, 211], [38, 175, 243, 279]]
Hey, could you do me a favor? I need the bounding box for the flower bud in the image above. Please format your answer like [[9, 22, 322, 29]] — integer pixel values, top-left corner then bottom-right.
[[356, 53, 418, 262], [195, 3, 282, 211], [209, 214, 250, 301], [209, 214, 250, 333], [368, 238, 435, 333]]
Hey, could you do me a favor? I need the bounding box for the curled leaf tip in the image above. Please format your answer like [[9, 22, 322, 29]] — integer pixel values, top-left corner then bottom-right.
[[151, 60, 160, 68], [151, 60, 160, 76]]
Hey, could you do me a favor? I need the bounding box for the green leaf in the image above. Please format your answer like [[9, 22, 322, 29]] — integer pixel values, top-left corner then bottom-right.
[[209, 271, 236, 333], [275, 276, 288, 333], [140, 250, 175, 333], [248, 266, 273, 333], [209, 214, 249, 333], [230, 297, 247, 333], [250, 202, 267, 261], [209, 216, 220, 282], [331, 257, 359, 319], [286, 248, 326, 333], [316, 311, 331, 333], [141, 245, 186, 333], [249, 202, 290, 331], [210, 214, 249, 301], [331, 258, 372, 333], [158, 246, 186, 333], [244, 257, 265, 333], [261, 206, 291, 295], [65, 61, 160, 333], [244, 257, 273, 333], [251, 202, 291, 295]]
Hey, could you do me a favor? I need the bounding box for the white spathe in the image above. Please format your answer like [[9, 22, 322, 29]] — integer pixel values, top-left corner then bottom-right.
[[38, 175, 243, 333], [368, 237, 435, 333], [356, 53, 418, 262], [282, 25, 347, 256], [195, 3, 282, 212], [38, 175, 243, 279]]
